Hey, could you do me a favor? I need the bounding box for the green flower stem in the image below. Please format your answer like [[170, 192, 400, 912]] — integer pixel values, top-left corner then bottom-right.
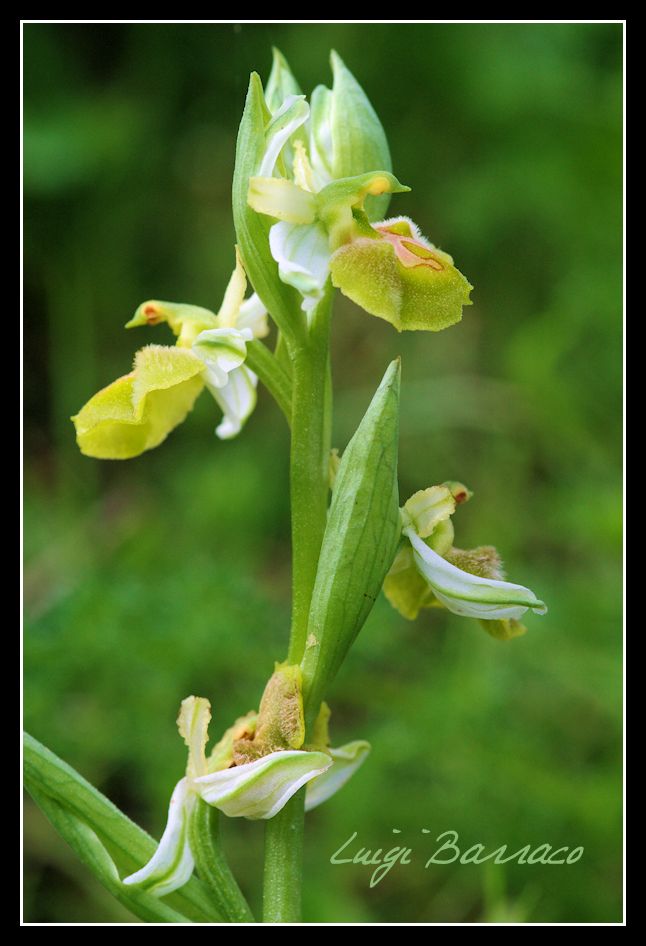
[[245, 339, 293, 424], [262, 287, 334, 924], [262, 789, 306, 923], [189, 798, 255, 923]]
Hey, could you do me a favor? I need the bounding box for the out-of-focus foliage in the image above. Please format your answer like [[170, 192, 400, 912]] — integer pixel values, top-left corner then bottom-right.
[[23, 22, 622, 923]]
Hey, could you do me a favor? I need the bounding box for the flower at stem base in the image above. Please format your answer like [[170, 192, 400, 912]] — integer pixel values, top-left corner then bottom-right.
[[123, 680, 370, 897]]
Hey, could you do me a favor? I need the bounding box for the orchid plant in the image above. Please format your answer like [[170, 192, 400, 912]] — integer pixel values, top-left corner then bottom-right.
[[23, 49, 546, 924]]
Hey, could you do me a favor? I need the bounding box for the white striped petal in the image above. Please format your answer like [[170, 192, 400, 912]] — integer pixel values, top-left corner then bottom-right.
[[305, 741, 371, 812], [194, 749, 331, 820], [208, 365, 258, 440], [259, 95, 310, 178], [269, 221, 330, 313], [405, 528, 547, 621], [122, 778, 194, 898], [192, 327, 253, 388]]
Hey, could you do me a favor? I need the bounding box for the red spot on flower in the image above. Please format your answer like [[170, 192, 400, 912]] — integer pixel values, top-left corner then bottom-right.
[[143, 304, 162, 325]]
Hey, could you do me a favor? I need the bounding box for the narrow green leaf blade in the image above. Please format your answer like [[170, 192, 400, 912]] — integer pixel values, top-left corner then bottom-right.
[[23, 732, 224, 923], [26, 785, 191, 923]]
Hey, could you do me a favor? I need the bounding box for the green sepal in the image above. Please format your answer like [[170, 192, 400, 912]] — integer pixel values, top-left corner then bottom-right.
[[327, 51, 393, 220], [301, 360, 401, 722], [383, 544, 441, 620], [317, 171, 410, 249], [265, 47, 303, 113], [232, 73, 306, 345], [126, 301, 218, 348], [72, 346, 205, 460]]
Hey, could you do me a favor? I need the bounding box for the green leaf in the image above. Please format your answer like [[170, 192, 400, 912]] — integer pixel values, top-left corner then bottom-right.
[[301, 360, 401, 722], [232, 73, 305, 346], [23, 732, 224, 923], [27, 784, 191, 923]]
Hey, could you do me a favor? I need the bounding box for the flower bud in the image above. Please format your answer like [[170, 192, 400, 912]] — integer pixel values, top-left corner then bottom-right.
[[309, 51, 392, 219], [265, 47, 303, 114]]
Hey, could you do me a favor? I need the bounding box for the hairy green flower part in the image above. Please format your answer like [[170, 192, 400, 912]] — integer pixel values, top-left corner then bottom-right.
[[309, 51, 392, 219], [72, 346, 205, 460], [445, 545, 505, 580], [330, 216, 473, 332]]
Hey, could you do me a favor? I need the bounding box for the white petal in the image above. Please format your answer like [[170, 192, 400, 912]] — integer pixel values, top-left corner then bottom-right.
[[194, 750, 331, 820], [269, 221, 330, 313], [259, 95, 310, 178], [207, 365, 258, 440], [192, 327, 252, 388], [122, 778, 194, 898], [405, 528, 547, 621], [237, 293, 269, 339], [305, 741, 371, 812]]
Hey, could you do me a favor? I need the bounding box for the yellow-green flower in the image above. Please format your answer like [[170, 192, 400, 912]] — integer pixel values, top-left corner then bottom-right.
[[245, 54, 472, 329], [72, 252, 269, 458], [384, 483, 546, 635]]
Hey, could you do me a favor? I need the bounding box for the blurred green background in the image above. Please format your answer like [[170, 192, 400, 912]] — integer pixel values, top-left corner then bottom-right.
[[23, 22, 623, 923]]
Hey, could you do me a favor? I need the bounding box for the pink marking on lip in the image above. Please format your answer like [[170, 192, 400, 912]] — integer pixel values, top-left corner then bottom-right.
[[376, 227, 444, 271]]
